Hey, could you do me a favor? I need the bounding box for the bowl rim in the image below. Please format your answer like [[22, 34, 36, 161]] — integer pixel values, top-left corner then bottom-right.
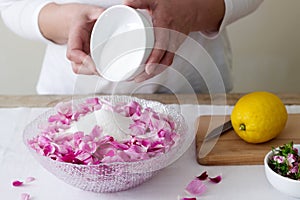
[[90, 5, 150, 46], [264, 144, 300, 183], [90, 5, 154, 82]]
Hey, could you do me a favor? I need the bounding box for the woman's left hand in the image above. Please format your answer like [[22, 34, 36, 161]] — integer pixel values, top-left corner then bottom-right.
[[39, 3, 104, 75], [66, 4, 105, 75]]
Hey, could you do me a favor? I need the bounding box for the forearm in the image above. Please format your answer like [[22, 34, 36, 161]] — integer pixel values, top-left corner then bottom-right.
[[38, 3, 104, 45], [39, 3, 77, 44]]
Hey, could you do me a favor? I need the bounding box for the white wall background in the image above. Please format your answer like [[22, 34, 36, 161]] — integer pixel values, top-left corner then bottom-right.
[[0, 19, 45, 94], [0, 0, 300, 95], [227, 0, 300, 93]]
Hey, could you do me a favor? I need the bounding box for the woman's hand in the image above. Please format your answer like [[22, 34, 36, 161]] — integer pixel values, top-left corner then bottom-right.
[[124, 0, 225, 82], [39, 3, 104, 75]]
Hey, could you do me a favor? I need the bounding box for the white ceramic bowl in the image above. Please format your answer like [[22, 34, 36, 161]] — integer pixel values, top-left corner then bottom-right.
[[264, 144, 300, 198], [90, 5, 154, 82], [23, 96, 190, 193]]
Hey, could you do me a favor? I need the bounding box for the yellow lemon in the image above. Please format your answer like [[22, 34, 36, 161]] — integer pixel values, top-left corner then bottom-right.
[[231, 91, 288, 143]]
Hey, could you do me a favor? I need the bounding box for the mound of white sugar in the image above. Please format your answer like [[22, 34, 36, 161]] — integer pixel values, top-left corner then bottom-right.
[[61, 108, 133, 141]]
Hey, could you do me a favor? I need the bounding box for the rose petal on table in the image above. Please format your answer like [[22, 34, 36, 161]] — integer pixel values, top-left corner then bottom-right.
[[12, 180, 23, 187], [185, 178, 207, 196], [21, 193, 30, 200], [196, 171, 208, 180], [179, 198, 197, 200], [209, 175, 222, 183], [25, 177, 36, 183]]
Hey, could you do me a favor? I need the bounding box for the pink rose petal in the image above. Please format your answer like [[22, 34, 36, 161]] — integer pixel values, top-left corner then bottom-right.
[[185, 178, 207, 196], [197, 171, 208, 180], [12, 180, 23, 187], [21, 193, 30, 200], [209, 175, 222, 184], [25, 177, 35, 183]]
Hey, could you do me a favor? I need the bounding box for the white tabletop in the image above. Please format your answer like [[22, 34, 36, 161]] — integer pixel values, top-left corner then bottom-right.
[[1, 105, 299, 200]]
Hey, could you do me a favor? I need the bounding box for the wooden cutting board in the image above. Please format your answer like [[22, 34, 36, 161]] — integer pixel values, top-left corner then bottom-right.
[[196, 114, 300, 165]]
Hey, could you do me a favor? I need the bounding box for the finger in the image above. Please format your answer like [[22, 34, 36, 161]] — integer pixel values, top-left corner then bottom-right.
[[145, 27, 170, 74], [151, 30, 187, 68], [168, 29, 187, 53], [67, 48, 86, 65], [67, 27, 91, 63], [134, 71, 154, 83], [67, 8, 103, 62], [137, 52, 173, 82], [82, 55, 99, 75], [72, 63, 97, 75], [145, 49, 165, 75], [69, 24, 91, 53], [160, 51, 175, 67], [72, 63, 99, 75], [70, 53, 99, 75], [150, 63, 169, 76], [135, 63, 168, 82], [66, 26, 84, 63], [157, 30, 186, 67], [82, 7, 104, 55]]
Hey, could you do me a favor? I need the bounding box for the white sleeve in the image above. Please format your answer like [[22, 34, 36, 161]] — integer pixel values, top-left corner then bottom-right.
[[202, 0, 264, 39], [0, 0, 52, 41]]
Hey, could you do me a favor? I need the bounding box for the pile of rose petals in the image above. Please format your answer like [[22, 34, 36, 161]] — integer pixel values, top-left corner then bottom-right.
[[28, 97, 180, 165]]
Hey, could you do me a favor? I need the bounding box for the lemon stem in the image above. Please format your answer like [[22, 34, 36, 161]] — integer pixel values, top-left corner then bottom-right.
[[239, 123, 246, 131]]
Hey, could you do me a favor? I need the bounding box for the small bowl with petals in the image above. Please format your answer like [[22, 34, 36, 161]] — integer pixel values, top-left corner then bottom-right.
[[264, 143, 300, 198], [23, 95, 192, 193]]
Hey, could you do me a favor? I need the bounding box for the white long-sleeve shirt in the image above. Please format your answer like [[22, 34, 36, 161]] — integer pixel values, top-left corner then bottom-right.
[[0, 0, 263, 94]]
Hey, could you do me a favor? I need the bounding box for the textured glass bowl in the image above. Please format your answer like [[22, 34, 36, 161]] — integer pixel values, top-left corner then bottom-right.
[[23, 96, 190, 193]]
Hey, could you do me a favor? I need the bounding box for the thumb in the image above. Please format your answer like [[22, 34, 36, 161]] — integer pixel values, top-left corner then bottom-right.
[[123, 0, 153, 9]]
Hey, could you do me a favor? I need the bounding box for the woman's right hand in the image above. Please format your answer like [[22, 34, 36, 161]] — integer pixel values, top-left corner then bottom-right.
[[124, 0, 225, 82], [39, 3, 104, 75]]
